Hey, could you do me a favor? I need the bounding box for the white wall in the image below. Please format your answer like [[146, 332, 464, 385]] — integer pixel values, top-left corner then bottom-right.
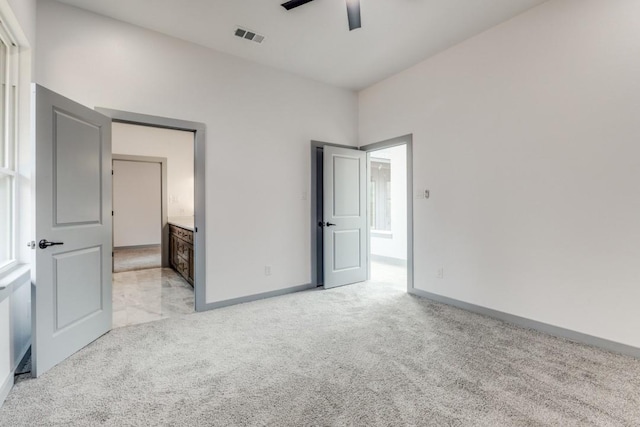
[[113, 160, 162, 247], [370, 144, 407, 262], [36, 0, 358, 303], [112, 123, 194, 219], [7, 0, 35, 47], [359, 0, 640, 348]]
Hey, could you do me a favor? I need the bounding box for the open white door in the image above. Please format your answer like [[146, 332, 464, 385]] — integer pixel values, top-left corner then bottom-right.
[[32, 85, 112, 377], [323, 146, 367, 288]]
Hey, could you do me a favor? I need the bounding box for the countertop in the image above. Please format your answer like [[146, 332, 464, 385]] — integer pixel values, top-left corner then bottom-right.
[[168, 216, 194, 231]]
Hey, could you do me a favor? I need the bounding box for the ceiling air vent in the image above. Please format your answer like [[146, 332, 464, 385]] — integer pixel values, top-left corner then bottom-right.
[[234, 27, 265, 44]]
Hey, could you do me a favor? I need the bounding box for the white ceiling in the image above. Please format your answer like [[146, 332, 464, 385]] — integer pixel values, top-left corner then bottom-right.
[[54, 0, 547, 91]]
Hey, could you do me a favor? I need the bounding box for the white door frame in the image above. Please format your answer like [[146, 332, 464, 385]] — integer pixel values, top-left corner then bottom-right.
[[97, 108, 208, 312], [112, 155, 168, 267], [360, 135, 414, 293], [309, 134, 414, 292]]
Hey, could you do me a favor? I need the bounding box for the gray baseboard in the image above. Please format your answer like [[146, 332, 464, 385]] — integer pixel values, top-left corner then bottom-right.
[[0, 369, 14, 407], [409, 288, 640, 359], [200, 283, 317, 311], [114, 244, 161, 250], [370, 255, 407, 267]]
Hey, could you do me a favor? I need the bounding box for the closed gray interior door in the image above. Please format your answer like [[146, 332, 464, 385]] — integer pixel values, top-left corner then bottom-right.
[[33, 84, 112, 377], [323, 145, 367, 288]]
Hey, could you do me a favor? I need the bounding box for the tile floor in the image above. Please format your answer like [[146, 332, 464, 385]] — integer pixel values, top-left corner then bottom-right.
[[113, 268, 194, 329]]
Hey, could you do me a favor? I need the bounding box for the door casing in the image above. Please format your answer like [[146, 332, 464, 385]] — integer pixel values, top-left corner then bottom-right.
[[310, 135, 414, 292], [97, 108, 208, 312], [112, 155, 168, 267]]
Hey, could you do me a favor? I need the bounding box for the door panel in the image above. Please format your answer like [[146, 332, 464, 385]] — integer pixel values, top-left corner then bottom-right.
[[53, 247, 102, 331], [54, 111, 102, 225], [33, 84, 112, 377], [333, 156, 360, 217], [333, 230, 361, 270], [323, 146, 367, 288]]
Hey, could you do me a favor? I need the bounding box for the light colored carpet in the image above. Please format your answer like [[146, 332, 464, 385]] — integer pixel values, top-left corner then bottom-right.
[[1, 280, 639, 426], [371, 260, 407, 290], [113, 246, 161, 273]]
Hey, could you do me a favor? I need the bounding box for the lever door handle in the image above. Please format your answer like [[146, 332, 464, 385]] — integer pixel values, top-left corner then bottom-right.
[[39, 239, 64, 249], [318, 222, 337, 227]]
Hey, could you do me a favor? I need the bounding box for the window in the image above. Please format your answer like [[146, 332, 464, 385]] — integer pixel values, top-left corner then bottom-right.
[[0, 20, 17, 272], [370, 158, 391, 232]]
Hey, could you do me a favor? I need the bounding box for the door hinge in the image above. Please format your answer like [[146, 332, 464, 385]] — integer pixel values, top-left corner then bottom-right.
[[111, 170, 114, 175], [195, 227, 198, 232], [111, 210, 114, 216], [112, 252, 114, 257]]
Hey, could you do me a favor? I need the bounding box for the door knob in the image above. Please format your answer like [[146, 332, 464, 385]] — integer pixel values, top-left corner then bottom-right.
[[39, 239, 64, 249], [326, 222, 336, 227]]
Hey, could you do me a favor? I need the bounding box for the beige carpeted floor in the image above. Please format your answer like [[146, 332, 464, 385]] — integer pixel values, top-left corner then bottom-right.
[[1, 272, 639, 426]]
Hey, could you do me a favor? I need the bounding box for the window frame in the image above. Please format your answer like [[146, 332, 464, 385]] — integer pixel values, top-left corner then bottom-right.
[[0, 14, 19, 274], [369, 157, 392, 233]]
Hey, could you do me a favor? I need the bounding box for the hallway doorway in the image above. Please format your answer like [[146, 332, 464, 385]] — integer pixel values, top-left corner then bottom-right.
[[310, 134, 413, 291], [367, 143, 408, 290]]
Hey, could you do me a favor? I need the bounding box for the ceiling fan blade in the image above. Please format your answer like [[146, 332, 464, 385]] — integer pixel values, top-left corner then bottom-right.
[[346, 0, 361, 31], [281, 0, 315, 10]]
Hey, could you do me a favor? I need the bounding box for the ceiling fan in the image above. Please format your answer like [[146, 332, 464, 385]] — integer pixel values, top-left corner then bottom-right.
[[281, 0, 362, 31]]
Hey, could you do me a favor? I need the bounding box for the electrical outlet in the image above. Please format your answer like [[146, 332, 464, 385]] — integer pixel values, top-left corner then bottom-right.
[[436, 267, 444, 279], [264, 266, 272, 276]]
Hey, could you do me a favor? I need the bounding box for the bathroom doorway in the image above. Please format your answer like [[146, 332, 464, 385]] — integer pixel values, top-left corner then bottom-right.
[[110, 122, 196, 328]]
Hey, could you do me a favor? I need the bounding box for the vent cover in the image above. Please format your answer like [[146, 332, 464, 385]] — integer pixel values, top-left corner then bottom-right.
[[234, 27, 265, 44]]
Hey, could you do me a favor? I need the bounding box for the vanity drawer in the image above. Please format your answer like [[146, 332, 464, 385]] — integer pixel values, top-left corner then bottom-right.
[[177, 257, 190, 279], [176, 239, 190, 259], [170, 225, 193, 244]]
